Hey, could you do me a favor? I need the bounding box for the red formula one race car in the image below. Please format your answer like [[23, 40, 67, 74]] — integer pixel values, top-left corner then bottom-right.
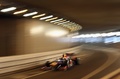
[[41, 53, 80, 71], [41, 58, 74, 71]]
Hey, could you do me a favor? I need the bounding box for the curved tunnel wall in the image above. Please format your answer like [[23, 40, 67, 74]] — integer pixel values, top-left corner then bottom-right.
[[0, 18, 80, 56]]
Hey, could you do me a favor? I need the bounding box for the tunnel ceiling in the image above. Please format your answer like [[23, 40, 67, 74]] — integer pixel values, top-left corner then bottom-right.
[[2, 0, 120, 33]]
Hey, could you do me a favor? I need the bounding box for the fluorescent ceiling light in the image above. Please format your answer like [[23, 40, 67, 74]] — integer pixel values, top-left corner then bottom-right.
[[1, 7, 17, 12], [32, 13, 46, 18], [45, 17, 58, 21], [50, 18, 63, 23], [67, 23, 74, 26], [53, 22, 59, 24], [23, 12, 38, 17], [40, 15, 53, 20], [53, 20, 66, 24], [13, 9, 28, 14], [54, 20, 66, 24], [60, 20, 67, 22], [57, 21, 70, 25]]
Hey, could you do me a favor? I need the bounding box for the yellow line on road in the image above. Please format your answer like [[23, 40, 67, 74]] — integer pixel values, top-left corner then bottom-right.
[[81, 52, 119, 79], [101, 68, 120, 79]]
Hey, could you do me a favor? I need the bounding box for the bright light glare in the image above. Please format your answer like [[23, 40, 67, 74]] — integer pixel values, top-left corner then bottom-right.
[[104, 36, 120, 44], [13, 9, 28, 14], [107, 32, 116, 36], [116, 32, 120, 36], [40, 15, 53, 20], [46, 30, 68, 37], [91, 33, 101, 37], [30, 27, 44, 35], [72, 31, 120, 44], [23, 12, 38, 17], [101, 33, 108, 37], [72, 31, 120, 38], [32, 13, 46, 18], [1, 7, 17, 12]]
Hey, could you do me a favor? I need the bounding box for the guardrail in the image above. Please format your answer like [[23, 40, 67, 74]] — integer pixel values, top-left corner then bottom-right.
[[0, 46, 81, 74]]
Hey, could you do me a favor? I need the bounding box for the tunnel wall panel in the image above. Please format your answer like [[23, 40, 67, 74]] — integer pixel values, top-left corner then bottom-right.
[[0, 19, 80, 56]]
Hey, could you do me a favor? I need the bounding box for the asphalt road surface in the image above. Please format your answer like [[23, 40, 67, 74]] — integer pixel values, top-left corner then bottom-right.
[[0, 46, 120, 79]]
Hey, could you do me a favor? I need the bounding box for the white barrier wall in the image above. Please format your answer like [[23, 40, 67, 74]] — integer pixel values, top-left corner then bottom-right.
[[0, 46, 81, 74]]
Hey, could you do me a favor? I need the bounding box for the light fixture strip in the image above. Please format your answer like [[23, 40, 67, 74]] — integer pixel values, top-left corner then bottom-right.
[[45, 17, 58, 21], [40, 15, 53, 20], [52, 21, 62, 24], [53, 21, 61, 24], [50, 18, 63, 23], [57, 21, 70, 25], [53, 22, 59, 24], [13, 9, 28, 14], [32, 13, 46, 18], [63, 21, 69, 23], [54, 20, 67, 25], [53, 20, 65, 24], [67, 22, 74, 26], [23, 12, 38, 17], [63, 23, 69, 26], [1, 7, 17, 12], [56, 20, 66, 23]]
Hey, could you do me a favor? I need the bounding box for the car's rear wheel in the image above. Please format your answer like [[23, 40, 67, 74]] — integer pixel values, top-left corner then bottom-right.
[[73, 58, 80, 65]]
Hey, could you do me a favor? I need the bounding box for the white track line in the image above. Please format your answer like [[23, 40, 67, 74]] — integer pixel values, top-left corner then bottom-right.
[[21, 70, 51, 79]]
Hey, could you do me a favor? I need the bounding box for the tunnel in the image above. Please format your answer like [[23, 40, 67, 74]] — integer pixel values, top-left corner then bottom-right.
[[0, 0, 120, 79]]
